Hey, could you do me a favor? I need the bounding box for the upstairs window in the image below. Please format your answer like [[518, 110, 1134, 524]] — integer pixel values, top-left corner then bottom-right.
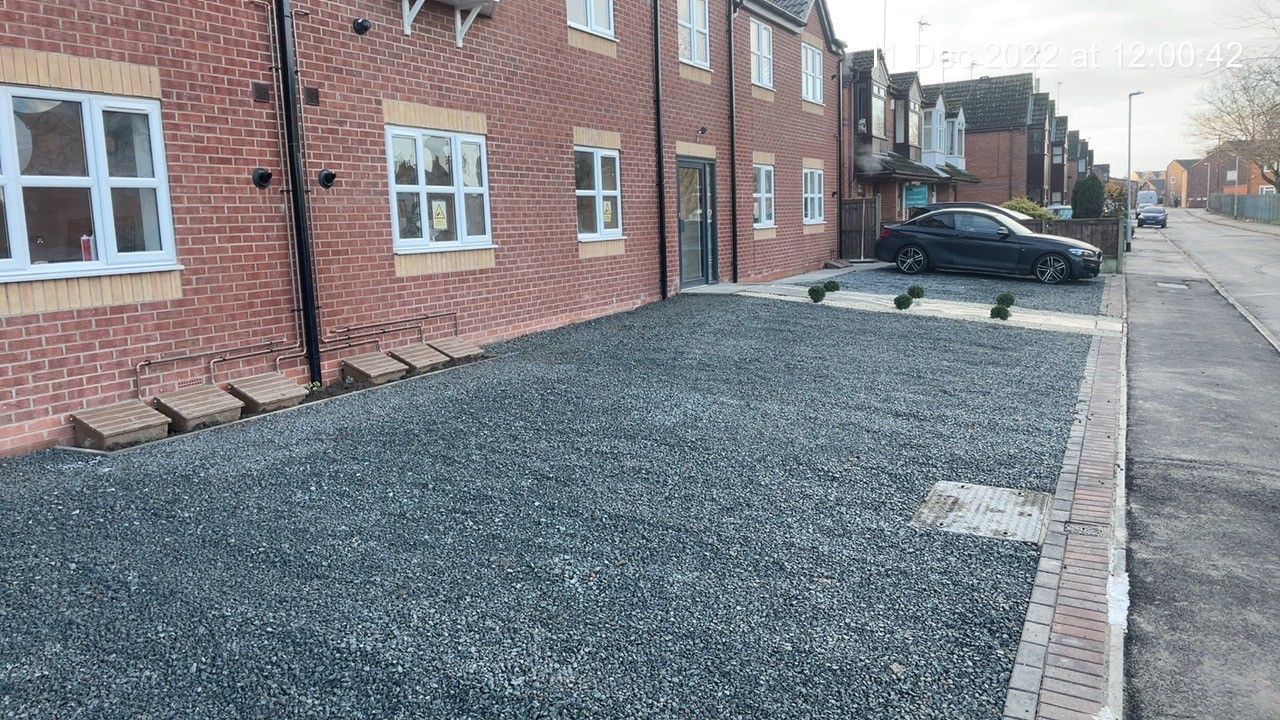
[[567, 0, 614, 37], [1053, 145, 1064, 164], [388, 127, 492, 251], [750, 19, 773, 88], [955, 121, 965, 156], [871, 84, 886, 138], [678, 0, 710, 68], [908, 100, 921, 147], [923, 110, 934, 152], [802, 44, 823, 103], [0, 86, 176, 281], [946, 119, 957, 154]]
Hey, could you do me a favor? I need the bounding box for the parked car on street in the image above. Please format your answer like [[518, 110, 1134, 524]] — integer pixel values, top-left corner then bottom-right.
[[1137, 205, 1168, 228], [876, 209, 1103, 284], [914, 201, 1036, 223], [1045, 204, 1074, 219]]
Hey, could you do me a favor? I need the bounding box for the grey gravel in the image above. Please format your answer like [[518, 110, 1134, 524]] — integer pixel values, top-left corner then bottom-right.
[[806, 266, 1106, 315], [0, 296, 1090, 719]]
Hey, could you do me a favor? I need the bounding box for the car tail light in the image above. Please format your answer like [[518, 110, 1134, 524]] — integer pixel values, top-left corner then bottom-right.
[[879, 227, 891, 239]]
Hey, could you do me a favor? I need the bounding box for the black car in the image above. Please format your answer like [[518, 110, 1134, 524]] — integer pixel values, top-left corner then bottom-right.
[[875, 209, 1102, 284], [1137, 205, 1168, 228], [912, 201, 1036, 223]]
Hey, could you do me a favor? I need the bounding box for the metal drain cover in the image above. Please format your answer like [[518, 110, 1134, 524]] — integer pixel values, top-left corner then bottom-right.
[[911, 482, 1051, 544], [1156, 282, 1189, 289]]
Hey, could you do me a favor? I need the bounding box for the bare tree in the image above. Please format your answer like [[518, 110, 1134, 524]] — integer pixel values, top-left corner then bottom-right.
[[1189, 57, 1280, 190]]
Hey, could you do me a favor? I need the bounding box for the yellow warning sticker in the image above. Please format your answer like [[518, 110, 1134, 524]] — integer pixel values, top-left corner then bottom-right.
[[603, 200, 613, 224], [431, 200, 448, 230]]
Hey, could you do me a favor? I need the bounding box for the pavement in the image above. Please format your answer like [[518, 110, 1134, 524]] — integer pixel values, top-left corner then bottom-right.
[[0, 288, 1098, 719], [1123, 220, 1280, 718]]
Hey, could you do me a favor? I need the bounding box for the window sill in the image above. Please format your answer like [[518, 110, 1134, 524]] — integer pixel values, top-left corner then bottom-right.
[[578, 235, 626, 243], [803, 222, 827, 234], [394, 243, 495, 255], [751, 85, 775, 102], [567, 23, 616, 42], [802, 99, 825, 115], [579, 237, 626, 259], [0, 262, 183, 285]]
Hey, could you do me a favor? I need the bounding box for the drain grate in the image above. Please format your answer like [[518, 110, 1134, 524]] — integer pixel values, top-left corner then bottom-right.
[[911, 481, 1051, 544]]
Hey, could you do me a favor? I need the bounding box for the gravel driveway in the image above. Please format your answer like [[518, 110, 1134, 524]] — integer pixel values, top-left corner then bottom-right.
[[0, 296, 1091, 719], [808, 266, 1106, 315]]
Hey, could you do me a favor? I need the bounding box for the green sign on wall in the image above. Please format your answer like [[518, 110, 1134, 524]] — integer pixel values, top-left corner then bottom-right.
[[905, 183, 929, 208]]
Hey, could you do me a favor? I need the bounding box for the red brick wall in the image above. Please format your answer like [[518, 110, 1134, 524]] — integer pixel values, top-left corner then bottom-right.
[[0, 0, 839, 454], [730, 9, 840, 282], [963, 128, 1026, 205]]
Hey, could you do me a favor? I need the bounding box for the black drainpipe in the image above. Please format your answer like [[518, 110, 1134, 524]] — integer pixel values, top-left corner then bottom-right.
[[726, 0, 741, 283], [650, 0, 670, 299], [272, 0, 323, 382], [835, 52, 845, 258]]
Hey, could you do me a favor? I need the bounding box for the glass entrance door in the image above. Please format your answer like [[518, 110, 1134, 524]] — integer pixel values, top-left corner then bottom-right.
[[677, 159, 715, 287]]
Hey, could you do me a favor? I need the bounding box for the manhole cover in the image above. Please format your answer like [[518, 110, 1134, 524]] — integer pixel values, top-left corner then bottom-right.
[[1156, 282, 1189, 289], [910, 482, 1051, 544]]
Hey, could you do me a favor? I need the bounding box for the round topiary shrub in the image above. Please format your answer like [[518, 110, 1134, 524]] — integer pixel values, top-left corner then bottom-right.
[[823, 279, 841, 292], [995, 291, 1016, 307], [907, 284, 925, 299], [894, 294, 913, 310], [808, 284, 827, 303], [990, 305, 1011, 320]]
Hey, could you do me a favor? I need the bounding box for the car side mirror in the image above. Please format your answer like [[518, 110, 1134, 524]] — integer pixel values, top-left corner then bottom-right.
[[997, 226, 1011, 238]]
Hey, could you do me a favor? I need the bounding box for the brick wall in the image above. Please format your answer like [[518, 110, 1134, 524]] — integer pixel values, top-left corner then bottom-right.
[[963, 128, 1025, 205], [0, 0, 839, 454]]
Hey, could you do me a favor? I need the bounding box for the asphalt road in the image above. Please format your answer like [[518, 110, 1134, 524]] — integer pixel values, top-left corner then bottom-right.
[[1123, 220, 1280, 719], [1163, 209, 1280, 343]]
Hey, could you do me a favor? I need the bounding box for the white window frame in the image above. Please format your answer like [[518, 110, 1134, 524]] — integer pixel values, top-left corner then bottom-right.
[[567, 0, 614, 39], [678, 0, 711, 69], [802, 43, 823, 104], [749, 19, 773, 88], [752, 164, 774, 228], [802, 168, 825, 224], [1260, 185, 1276, 195], [0, 86, 177, 282], [574, 146, 623, 241], [922, 109, 934, 152], [386, 126, 492, 253], [872, 83, 886, 138]]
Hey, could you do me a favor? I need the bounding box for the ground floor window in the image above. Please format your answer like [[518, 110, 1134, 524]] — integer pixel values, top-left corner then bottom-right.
[[574, 146, 622, 239], [0, 86, 175, 280], [752, 164, 774, 227], [803, 169, 824, 224], [1051, 192, 1062, 203], [387, 127, 491, 251]]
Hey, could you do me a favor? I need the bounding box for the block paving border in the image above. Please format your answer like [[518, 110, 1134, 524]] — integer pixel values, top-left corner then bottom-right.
[[1003, 275, 1127, 720]]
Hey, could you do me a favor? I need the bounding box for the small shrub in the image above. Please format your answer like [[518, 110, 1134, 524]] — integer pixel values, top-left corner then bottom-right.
[[823, 279, 841, 292], [990, 305, 1011, 320], [995, 291, 1016, 307], [808, 284, 827, 303], [907, 284, 925, 299], [894, 294, 913, 310]]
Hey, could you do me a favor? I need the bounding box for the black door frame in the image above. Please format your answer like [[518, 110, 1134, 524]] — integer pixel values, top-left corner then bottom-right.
[[676, 157, 717, 287]]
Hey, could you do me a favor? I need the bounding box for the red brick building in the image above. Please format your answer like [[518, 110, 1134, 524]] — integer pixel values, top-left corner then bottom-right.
[[0, 0, 844, 454]]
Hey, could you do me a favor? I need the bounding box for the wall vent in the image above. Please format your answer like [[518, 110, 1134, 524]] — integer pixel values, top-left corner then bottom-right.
[[303, 86, 321, 106], [251, 82, 271, 103]]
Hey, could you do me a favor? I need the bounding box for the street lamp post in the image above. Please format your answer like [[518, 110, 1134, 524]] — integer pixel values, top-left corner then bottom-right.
[[1127, 91, 1143, 250]]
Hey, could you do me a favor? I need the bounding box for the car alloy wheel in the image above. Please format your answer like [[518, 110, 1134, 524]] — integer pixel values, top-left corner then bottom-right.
[[1034, 254, 1069, 284], [896, 246, 926, 274]]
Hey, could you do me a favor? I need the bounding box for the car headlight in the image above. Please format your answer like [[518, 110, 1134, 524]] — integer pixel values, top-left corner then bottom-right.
[[1068, 248, 1089, 257]]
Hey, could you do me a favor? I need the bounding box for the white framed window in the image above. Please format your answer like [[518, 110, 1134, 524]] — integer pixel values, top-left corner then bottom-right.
[[574, 146, 622, 240], [922, 110, 934, 152], [567, 0, 614, 38], [908, 100, 921, 146], [0, 86, 177, 282], [871, 84, 886, 137], [678, 0, 710, 68], [750, 19, 773, 88], [752, 164, 774, 228], [803, 168, 824, 224], [956, 121, 965, 156], [1053, 145, 1064, 164], [802, 43, 823, 104], [387, 127, 492, 252]]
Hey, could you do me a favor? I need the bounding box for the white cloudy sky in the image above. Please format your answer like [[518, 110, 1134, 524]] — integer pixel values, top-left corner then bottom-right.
[[828, 0, 1278, 173]]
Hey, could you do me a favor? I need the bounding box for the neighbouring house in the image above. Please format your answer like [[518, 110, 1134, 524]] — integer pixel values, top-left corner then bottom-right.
[[1049, 114, 1069, 205], [1065, 130, 1089, 206], [1092, 164, 1111, 183], [1179, 144, 1277, 208], [0, 0, 846, 455], [920, 86, 981, 200], [1166, 159, 1199, 207], [913, 73, 1052, 206]]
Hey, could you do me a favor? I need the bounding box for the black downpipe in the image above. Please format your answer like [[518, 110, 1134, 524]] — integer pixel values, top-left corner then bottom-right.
[[835, 53, 845, 258], [272, 0, 323, 382], [650, 0, 670, 299], [726, 1, 741, 283]]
